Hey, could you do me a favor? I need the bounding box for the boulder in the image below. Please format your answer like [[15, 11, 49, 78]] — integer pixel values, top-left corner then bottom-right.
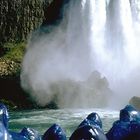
[[129, 96, 140, 110]]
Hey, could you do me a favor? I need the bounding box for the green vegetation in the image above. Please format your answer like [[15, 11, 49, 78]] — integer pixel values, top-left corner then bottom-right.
[[0, 42, 26, 77], [2, 42, 26, 62]]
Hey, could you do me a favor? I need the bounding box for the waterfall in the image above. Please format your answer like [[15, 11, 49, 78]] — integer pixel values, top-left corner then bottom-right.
[[21, 0, 140, 109], [89, 0, 140, 107]]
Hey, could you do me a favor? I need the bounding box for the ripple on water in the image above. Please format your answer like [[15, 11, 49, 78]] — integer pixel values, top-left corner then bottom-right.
[[9, 108, 119, 136]]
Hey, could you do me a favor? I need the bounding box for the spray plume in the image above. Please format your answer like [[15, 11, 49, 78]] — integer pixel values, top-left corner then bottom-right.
[[21, 0, 140, 109]]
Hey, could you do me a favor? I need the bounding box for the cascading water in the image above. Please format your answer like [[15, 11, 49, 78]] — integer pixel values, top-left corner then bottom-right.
[[89, 0, 140, 107], [21, 0, 140, 109]]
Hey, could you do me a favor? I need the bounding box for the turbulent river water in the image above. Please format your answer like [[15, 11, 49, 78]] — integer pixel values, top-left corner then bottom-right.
[[9, 109, 119, 137]]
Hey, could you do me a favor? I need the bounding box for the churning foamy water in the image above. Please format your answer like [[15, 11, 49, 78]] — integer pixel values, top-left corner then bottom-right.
[[21, 0, 140, 109], [9, 108, 119, 137]]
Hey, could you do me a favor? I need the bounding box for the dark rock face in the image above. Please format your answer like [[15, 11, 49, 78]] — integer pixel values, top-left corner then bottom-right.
[[0, 58, 37, 109], [0, 0, 70, 46], [42, 0, 70, 25], [0, 0, 44, 46], [0, 76, 36, 109]]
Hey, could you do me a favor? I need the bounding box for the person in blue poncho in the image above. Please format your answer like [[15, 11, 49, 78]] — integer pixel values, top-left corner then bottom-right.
[[2, 102, 140, 140], [70, 112, 107, 140], [42, 123, 67, 140], [0, 103, 66, 140], [0, 103, 42, 140], [0, 121, 13, 140], [0, 103, 9, 129], [106, 105, 140, 140], [0, 103, 28, 140], [79, 112, 103, 129], [0, 103, 13, 140], [20, 127, 41, 140]]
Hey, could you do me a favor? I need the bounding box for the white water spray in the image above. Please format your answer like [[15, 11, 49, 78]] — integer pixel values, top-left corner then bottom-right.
[[21, 0, 140, 109]]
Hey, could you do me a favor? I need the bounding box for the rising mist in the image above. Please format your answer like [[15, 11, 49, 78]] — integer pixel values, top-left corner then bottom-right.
[[21, 0, 140, 109]]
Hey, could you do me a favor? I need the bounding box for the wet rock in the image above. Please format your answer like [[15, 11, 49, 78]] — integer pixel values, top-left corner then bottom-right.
[[129, 96, 140, 110]]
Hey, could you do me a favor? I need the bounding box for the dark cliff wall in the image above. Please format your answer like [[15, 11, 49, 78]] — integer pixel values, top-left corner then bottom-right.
[[0, 0, 70, 46], [0, 0, 44, 46], [42, 0, 70, 25]]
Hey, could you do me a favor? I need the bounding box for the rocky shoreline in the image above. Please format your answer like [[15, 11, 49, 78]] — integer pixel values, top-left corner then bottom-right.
[[0, 51, 40, 110], [0, 58, 20, 77], [0, 57, 59, 110]]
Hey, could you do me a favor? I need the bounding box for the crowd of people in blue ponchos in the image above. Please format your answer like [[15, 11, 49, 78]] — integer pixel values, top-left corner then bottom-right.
[[0, 103, 140, 140]]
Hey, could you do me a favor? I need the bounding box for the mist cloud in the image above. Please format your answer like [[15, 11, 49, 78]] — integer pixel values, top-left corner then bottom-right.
[[21, 0, 140, 109]]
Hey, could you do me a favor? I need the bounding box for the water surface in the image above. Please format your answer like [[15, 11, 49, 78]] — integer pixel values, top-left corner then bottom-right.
[[9, 108, 119, 137]]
